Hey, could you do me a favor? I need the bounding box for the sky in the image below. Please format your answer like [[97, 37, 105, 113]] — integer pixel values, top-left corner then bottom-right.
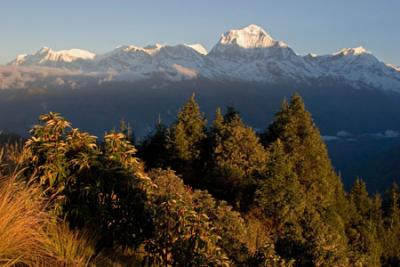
[[0, 0, 399, 65]]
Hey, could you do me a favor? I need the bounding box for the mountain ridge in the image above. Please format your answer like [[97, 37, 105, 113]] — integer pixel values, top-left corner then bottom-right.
[[3, 24, 400, 92]]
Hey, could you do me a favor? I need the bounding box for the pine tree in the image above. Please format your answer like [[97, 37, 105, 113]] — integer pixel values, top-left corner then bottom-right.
[[260, 94, 350, 265], [381, 183, 400, 266], [300, 207, 349, 266], [167, 93, 207, 163], [264, 93, 344, 210], [119, 119, 135, 143], [349, 178, 372, 218], [137, 120, 169, 170], [207, 107, 267, 207], [255, 139, 305, 231], [347, 178, 382, 266], [256, 140, 349, 265], [386, 183, 400, 230], [166, 93, 207, 185], [213, 107, 224, 130], [261, 99, 290, 145]]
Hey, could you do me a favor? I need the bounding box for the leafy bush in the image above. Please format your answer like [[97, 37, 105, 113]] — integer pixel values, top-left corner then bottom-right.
[[23, 113, 153, 249], [145, 169, 231, 266]]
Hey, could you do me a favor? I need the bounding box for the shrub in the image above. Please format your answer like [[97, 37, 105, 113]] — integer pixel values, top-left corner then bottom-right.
[[23, 113, 153, 249]]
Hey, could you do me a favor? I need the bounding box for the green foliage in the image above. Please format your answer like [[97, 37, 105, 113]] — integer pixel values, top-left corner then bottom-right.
[[167, 93, 207, 163], [255, 139, 305, 230], [345, 179, 383, 266], [23, 112, 153, 249], [145, 170, 231, 266], [265, 94, 343, 209], [257, 95, 351, 265], [138, 121, 170, 170], [192, 190, 251, 265], [249, 242, 295, 267], [2, 91, 399, 266], [381, 183, 400, 266], [119, 119, 135, 143], [166, 93, 207, 187], [212, 107, 266, 178], [206, 107, 267, 206]]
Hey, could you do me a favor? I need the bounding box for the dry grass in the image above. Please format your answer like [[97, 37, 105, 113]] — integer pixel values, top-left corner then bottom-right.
[[0, 173, 51, 266], [0, 170, 96, 266], [43, 224, 95, 266], [0, 147, 142, 267]]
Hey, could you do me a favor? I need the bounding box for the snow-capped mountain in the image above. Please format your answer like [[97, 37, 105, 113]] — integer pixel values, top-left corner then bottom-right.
[[211, 24, 285, 51], [9, 47, 95, 69], [205, 24, 319, 82], [185, 44, 208, 55], [305, 47, 400, 90], [4, 24, 400, 92], [93, 43, 206, 81]]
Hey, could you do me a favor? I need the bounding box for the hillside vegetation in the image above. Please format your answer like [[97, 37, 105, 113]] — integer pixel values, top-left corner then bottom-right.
[[0, 94, 399, 266]]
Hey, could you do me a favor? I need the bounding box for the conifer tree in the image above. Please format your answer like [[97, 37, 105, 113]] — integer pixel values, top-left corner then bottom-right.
[[347, 179, 382, 266], [256, 140, 349, 265], [300, 207, 349, 266], [264, 93, 344, 210], [137, 120, 169, 170], [255, 139, 305, 231], [259, 94, 350, 265], [386, 183, 400, 230], [167, 93, 207, 165], [164, 93, 207, 186], [381, 183, 400, 265], [207, 107, 267, 207], [119, 119, 135, 143], [261, 99, 290, 145], [349, 178, 372, 218]]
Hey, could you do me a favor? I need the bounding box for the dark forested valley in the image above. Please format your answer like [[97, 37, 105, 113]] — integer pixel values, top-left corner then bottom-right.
[[2, 80, 400, 192]]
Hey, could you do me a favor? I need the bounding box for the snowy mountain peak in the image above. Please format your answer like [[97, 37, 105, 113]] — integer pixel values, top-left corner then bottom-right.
[[38, 46, 51, 53], [184, 44, 208, 55], [54, 49, 96, 60], [9, 47, 96, 66], [115, 43, 165, 55], [119, 45, 143, 52], [335, 46, 370, 56], [217, 24, 280, 49], [144, 43, 165, 50], [14, 54, 28, 64], [239, 24, 268, 35]]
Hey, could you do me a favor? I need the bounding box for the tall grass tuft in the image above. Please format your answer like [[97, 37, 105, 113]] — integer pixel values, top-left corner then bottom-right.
[[0, 171, 96, 266], [0, 173, 50, 266], [44, 224, 95, 266]]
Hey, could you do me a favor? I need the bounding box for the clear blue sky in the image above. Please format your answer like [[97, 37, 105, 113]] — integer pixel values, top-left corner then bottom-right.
[[0, 0, 399, 65]]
